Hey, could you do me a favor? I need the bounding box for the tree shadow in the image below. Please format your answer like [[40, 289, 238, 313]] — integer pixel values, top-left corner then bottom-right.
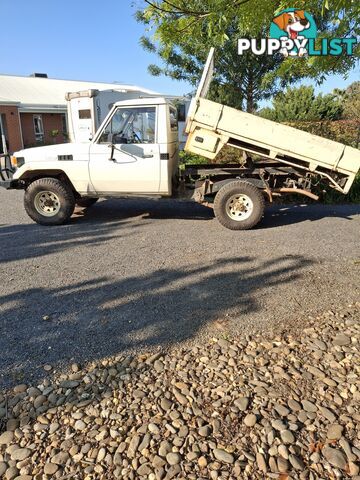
[[259, 203, 360, 229], [0, 255, 313, 388], [0, 199, 213, 264], [1, 200, 358, 265]]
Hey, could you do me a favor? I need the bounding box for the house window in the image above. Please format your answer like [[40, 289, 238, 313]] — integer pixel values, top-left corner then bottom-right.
[[33, 115, 44, 142]]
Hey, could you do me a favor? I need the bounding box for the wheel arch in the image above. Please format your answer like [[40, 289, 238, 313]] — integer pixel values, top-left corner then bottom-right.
[[20, 170, 78, 195], [211, 177, 266, 195]]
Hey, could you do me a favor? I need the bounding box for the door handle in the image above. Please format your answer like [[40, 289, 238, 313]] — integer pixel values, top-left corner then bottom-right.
[[142, 154, 154, 158]]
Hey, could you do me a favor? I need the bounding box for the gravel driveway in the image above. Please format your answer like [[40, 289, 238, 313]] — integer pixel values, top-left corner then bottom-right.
[[0, 189, 359, 388]]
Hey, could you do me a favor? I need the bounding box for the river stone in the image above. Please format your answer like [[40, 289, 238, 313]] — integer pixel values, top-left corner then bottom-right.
[[256, 453, 267, 472], [158, 399, 171, 412], [244, 414, 257, 427], [154, 360, 164, 372], [280, 430, 295, 444], [302, 400, 317, 412], [198, 425, 212, 437], [13, 384, 27, 394], [152, 455, 166, 468], [5, 467, 19, 480], [274, 403, 290, 417], [213, 449, 234, 464], [322, 447, 347, 469], [277, 457, 289, 473], [319, 406, 336, 423], [166, 453, 181, 465], [33, 395, 47, 409], [138, 434, 150, 452], [349, 462, 360, 476], [288, 399, 301, 411], [7, 419, 19, 431], [272, 419, 286, 431], [51, 451, 70, 465], [234, 397, 249, 411], [289, 454, 305, 470], [133, 389, 146, 399], [11, 448, 31, 461], [0, 463, 7, 476], [148, 423, 160, 434], [198, 456, 207, 468], [159, 441, 172, 457], [137, 463, 151, 476], [333, 334, 351, 346], [278, 444, 289, 459], [0, 431, 14, 445], [74, 420, 86, 431], [327, 424, 344, 440], [128, 434, 141, 458], [44, 463, 58, 475]]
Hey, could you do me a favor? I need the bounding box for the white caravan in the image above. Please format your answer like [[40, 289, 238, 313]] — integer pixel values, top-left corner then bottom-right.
[[66, 88, 190, 148]]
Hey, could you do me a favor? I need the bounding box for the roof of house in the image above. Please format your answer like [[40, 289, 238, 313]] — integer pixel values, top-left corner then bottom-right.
[[0, 74, 159, 111]]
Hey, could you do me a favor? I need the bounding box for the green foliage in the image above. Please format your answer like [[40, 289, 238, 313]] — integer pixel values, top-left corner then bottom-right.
[[334, 81, 360, 121], [179, 150, 208, 166], [139, 22, 287, 111], [320, 172, 360, 203], [137, 0, 360, 87], [259, 85, 343, 122], [284, 119, 360, 148]]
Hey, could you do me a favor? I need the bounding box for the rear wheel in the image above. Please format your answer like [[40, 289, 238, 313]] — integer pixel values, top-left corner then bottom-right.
[[24, 177, 75, 225], [213, 180, 265, 230], [76, 197, 99, 208]]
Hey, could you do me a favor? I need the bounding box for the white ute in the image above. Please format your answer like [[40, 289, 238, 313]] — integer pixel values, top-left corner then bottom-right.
[[1, 49, 360, 230]]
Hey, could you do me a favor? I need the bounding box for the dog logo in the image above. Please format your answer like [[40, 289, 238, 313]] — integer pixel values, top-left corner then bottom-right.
[[270, 8, 317, 57], [238, 10, 355, 58]]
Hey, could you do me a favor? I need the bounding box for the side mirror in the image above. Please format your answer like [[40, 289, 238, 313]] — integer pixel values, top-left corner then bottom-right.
[[108, 143, 115, 161], [89, 133, 93, 141]]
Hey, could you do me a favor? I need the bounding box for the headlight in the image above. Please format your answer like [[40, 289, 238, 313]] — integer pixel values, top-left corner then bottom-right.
[[10, 156, 25, 168]]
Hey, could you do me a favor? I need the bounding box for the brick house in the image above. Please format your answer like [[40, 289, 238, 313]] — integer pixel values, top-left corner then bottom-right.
[[0, 74, 157, 154]]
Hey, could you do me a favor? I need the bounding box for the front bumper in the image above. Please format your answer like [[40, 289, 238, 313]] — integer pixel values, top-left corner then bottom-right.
[[0, 154, 16, 189], [0, 179, 19, 189]]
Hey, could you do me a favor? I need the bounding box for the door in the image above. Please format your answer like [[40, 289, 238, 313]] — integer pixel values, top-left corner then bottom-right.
[[89, 105, 160, 194]]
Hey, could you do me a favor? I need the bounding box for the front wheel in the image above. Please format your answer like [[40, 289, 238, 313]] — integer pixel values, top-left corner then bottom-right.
[[24, 177, 75, 226], [213, 180, 265, 230]]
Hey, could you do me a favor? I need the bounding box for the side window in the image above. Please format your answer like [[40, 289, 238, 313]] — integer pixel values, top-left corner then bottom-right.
[[99, 107, 156, 144], [170, 106, 178, 131], [177, 104, 186, 122]]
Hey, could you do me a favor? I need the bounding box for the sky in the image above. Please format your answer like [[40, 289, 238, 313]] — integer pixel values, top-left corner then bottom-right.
[[2, 0, 359, 100]]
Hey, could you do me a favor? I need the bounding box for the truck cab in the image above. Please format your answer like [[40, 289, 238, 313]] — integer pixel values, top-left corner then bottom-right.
[[88, 97, 179, 196]]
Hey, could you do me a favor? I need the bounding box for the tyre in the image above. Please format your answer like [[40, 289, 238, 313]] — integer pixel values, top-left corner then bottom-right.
[[213, 180, 265, 230], [76, 197, 99, 208], [24, 177, 75, 226]]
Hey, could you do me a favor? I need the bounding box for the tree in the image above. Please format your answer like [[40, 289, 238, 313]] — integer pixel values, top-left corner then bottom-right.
[[334, 81, 360, 147], [259, 85, 343, 122], [334, 82, 360, 121], [137, 0, 359, 87], [141, 29, 289, 112]]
